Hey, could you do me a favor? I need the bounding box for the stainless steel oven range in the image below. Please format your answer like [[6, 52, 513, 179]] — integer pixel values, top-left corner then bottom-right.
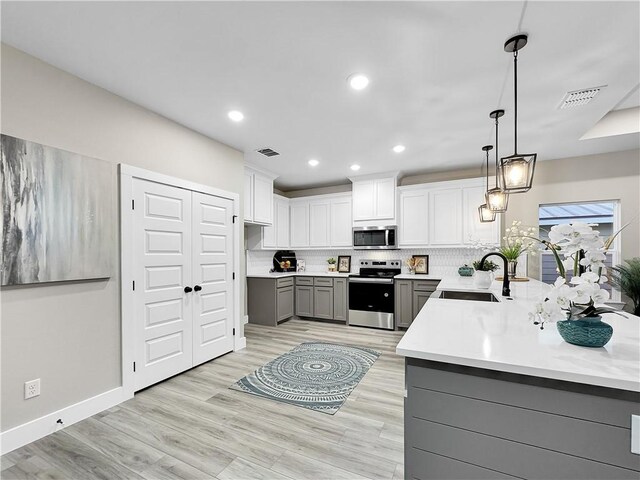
[[348, 259, 401, 330]]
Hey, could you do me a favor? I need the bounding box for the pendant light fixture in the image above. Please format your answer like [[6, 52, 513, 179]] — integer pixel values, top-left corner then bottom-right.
[[486, 109, 509, 212], [499, 34, 537, 193], [478, 145, 496, 223]]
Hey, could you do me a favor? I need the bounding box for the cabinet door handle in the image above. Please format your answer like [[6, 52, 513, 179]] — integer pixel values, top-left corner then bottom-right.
[[184, 286, 193, 293], [194, 285, 202, 292]]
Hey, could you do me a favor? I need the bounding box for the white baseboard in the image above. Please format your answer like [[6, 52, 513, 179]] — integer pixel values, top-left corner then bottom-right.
[[0, 386, 129, 455], [243, 314, 249, 325], [235, 336, 247, 351]]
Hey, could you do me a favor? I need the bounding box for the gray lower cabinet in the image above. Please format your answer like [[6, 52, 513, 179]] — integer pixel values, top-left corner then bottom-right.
[[248, 277, 295, 326], [412, 290, 431, 317], [395, 279, 440, 329], [405, 358, 640, 479], [295, 276, 347, 323], [395, 280, 413, 328], [313, 287, 334, 319], [295, 285, 314, 317], [333, 278, 348, 322], [276, 286, 294, 321]]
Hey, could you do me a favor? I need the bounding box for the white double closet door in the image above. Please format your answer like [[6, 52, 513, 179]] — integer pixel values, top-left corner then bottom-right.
[[132, 178, 234, 391]]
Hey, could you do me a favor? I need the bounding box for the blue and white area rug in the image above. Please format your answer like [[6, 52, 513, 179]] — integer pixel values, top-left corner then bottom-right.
[[230, 342, 380, 415]]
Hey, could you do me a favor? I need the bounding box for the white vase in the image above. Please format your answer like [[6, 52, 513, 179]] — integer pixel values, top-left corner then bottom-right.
[[473, 270, 493, 289]]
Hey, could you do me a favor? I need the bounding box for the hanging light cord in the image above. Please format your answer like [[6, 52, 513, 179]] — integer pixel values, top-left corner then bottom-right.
[[513, 48, 519, 155], [494, 115, 500, 182], [485, 149, 490, 192]]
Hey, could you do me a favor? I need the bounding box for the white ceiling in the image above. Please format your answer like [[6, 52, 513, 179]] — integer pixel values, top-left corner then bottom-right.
[[2, 1, 639, 190]]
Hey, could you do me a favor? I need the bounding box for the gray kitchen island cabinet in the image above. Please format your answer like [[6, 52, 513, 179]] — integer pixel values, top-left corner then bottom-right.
[[248, 276, 295, 326], [405, 358, 640, 480]]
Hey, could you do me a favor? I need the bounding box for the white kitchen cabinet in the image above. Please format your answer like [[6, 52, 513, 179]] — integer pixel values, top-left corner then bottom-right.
[[463, 185, 500, 245], [399, 189, 428, 246], [244, 171, 254, 222], [350, 173, 398, 224], [244, 165, 277, 225], [330, 196, 352, 247], [275, 197, 290, 248], [290, 201, 310, 248], [428, 187, 463, 245], [261, 194, 289, 250], [278, 193, 353, 249], [352, 180, 376, 221], [375, 177, 396, 220], [309, 199, 330, 247]]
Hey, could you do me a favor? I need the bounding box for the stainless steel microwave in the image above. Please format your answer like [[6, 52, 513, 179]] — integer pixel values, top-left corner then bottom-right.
[[353, 226, 397, 250]]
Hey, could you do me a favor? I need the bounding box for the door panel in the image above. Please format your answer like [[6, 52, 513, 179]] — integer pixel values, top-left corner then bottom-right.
[[191, 191, 234, 366], [133, 179, 193, 391], [244, 172, 253, 221], [429, 188, 463, 245], [399, 190, 428, 246], [276, 198, 290, 248], [290, 202, 309, 248], [309, 200, 330, 247], [375, 178, 396, 219], [252, 174, 273, 224], [330, 198, 352, 247]]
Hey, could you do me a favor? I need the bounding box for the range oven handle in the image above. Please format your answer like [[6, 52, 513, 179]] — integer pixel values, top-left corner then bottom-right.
[[348, 278, 394, 284]]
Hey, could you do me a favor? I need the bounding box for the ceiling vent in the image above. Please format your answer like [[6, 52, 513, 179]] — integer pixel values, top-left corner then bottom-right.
[[256, 148, 280, 157], [559, 86, 605, 109]]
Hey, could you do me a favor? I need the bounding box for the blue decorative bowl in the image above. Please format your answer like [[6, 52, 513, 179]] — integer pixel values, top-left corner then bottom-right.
[[556, 316, 613, 348], [458, 266, 474, 277]]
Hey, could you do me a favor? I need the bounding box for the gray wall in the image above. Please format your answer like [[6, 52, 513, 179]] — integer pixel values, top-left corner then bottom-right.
[[1, 44, 245, 431]]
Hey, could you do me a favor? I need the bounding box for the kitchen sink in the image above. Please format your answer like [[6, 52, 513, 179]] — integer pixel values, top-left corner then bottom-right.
[[432, 290, 500, 302]]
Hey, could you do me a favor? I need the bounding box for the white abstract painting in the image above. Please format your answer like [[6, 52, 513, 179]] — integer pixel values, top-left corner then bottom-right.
[[1, 134, 113, 285]]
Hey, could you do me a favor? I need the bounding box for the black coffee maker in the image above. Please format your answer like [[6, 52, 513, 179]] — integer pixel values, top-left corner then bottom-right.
[[272, 250, 297, 272]]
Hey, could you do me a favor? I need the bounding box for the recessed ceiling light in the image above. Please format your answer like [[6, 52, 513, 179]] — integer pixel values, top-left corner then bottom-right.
[[348, 74, 369, 91], [350, 164, 361, 171], [227, 110, 244, 122], [308, 159, 319, 167], [393, 145, 406, 153]]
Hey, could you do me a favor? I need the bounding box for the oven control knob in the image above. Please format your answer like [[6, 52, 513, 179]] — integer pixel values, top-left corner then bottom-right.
[[384, 293, 389, 297]]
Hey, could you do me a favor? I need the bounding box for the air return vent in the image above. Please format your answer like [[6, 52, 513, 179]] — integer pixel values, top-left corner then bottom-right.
[[559, 86, 605, 109], [256, 148, 280, 157]]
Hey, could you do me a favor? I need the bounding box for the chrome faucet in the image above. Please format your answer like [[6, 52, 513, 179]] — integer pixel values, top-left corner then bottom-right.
[[479, 252, 511, 297]]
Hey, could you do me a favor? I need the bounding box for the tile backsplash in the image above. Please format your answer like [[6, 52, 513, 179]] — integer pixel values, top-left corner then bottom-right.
[[246, 247, 524, 276]]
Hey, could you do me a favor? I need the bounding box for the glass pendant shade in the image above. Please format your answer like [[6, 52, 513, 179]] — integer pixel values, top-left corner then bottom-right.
[[486, 187, 509, 212], [500, 153, 537, 193], [478, 204, 496, 223]]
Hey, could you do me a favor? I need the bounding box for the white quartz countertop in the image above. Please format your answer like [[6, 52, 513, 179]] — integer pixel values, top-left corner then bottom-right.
[[247, 271, 351, 278], [396, 276, 640, 392], [394, 273, 443, 280]]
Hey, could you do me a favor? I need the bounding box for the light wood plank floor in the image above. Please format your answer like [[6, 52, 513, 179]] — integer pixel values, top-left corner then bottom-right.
[[1, 320, 405, 480]]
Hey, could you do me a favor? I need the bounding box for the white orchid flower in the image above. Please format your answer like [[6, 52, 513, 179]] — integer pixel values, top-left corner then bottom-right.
[[547, 284, 577, 309], [542, 301, 567, 323], [571, 272, 600, 284], [591, 288, 610, 304], [573, 282, 596, 304]]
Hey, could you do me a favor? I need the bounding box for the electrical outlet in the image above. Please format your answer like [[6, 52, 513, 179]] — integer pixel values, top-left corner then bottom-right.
[[24, 379, 40, 400]]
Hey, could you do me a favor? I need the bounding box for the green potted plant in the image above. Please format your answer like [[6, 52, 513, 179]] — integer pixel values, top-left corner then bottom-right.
[[609, 258, 640, 316], [472, 259, 499, 289], [327, 257, 337, 272], [500, 221, 539, 279]]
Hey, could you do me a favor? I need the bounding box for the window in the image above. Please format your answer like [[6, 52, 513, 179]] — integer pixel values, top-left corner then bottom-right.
[[538, 201, 621, 299]]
